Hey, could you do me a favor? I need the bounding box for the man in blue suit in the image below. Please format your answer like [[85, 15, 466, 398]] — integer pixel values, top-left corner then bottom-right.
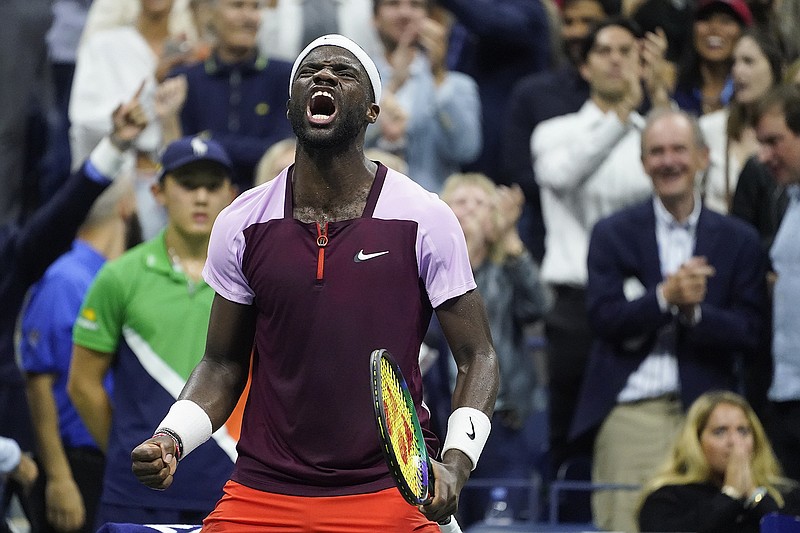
[[570, 108, 768, 532]]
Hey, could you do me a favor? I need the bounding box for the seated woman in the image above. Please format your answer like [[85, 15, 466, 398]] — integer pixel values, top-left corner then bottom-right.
[[638, 390, 800, 533]]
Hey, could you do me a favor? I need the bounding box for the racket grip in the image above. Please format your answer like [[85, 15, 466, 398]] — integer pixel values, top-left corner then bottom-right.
[[438, 516, 463, 533]]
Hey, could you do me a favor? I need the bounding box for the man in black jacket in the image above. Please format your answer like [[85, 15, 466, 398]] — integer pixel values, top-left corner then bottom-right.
[[0, 88, 147, 532]]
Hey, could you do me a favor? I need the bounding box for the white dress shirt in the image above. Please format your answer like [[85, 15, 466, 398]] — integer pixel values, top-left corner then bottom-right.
[[531, 100, 653, 286]]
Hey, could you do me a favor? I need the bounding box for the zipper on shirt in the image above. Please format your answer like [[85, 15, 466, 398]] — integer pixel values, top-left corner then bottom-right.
[[316, 222, 328, 280]]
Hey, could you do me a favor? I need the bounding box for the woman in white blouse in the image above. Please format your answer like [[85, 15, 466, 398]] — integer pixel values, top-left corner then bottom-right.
[[698, 29, 784, 214]]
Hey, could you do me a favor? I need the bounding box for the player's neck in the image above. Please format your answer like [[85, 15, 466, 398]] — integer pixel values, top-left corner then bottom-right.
[[291, 154, 377, 224], [293, 152, 376, 201]]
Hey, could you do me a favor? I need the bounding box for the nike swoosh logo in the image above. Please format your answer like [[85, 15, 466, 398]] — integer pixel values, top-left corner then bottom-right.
[[466, 417, 476, 440], [354, 249, 389, 262]]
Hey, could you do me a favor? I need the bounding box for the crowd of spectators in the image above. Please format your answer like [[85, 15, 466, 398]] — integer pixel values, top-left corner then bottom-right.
[[4, 0, 800, 531]]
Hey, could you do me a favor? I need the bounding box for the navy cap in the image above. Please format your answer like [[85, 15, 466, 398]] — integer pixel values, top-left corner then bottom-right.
[[158, 136, 233, 181]]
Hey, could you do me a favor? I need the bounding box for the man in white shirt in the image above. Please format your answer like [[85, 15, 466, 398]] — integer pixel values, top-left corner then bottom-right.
[[530, 17, 667, 483], [573, 108, 767, 532]]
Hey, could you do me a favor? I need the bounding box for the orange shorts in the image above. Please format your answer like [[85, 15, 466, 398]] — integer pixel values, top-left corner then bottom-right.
[[202, 480, 441, 532]]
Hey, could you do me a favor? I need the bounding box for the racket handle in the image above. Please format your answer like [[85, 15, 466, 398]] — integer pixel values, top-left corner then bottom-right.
[[438, 516, 463, 533]]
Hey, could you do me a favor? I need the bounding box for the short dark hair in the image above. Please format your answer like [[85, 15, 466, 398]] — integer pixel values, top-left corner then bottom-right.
[[578, 16, 643, 64], [372, 0, 431, 15], [755, 84, 800, 136]]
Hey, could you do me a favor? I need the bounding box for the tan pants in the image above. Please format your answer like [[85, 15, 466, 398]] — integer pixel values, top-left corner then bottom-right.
[[592, 396, 684, 532]]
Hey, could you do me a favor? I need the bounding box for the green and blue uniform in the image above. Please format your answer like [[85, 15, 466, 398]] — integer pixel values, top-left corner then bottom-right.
[[73, 232, 235, 523]]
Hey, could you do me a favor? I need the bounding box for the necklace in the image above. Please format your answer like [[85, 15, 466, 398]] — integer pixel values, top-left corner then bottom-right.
[[168, 247, 204, 295]]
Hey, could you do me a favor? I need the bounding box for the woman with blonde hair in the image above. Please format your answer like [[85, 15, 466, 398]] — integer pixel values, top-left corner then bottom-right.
[[439, 172, 550, 525], [638, 390, 800, 532]]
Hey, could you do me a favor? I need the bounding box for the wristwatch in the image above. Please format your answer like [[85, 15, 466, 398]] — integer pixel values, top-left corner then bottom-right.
[[745, 487, 767, 509]]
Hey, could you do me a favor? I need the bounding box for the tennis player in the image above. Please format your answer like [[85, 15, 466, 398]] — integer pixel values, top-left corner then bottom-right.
[[131, 34, 499, 531]]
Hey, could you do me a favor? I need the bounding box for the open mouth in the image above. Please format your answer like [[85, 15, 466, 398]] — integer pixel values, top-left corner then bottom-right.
[[307, 90, 337, 126]]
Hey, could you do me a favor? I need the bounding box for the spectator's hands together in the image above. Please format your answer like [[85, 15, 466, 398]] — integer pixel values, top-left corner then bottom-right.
[[723, 434, 755, 497], [662, 256, 716, 314]]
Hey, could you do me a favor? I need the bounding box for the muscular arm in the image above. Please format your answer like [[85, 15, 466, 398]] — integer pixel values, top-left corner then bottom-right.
[[179, 294, 257, 430], [425, 289, 499, 522], [67, 346, 113, 452], [131, 294, 255, 490], [438, 290, 498, 416]]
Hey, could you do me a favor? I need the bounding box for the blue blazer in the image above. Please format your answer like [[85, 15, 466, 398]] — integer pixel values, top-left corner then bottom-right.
[[570, 200, 768, 440]]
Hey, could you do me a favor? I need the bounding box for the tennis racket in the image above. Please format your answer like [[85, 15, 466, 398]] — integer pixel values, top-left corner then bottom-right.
[[370, 348, 462, 533]]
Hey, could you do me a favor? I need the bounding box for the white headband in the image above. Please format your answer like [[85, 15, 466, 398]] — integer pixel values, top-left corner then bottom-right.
[[289, 34, 382, 104]]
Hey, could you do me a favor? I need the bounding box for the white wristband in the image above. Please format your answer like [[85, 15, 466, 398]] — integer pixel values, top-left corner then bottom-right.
[[155, 400, 213, 461], [441, 407, 491, 471], [88, 137, 126, 181]]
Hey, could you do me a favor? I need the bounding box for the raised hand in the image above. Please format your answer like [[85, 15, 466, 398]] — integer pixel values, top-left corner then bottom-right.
[[155, 75, 188, 121], [418, 17, 448, 85], [641, 28, 672, 108], [110, 81, 149, 151]]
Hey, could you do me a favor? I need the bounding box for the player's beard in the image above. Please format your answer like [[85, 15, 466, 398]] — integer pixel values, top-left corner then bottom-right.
[[288, 97, 366, 153]]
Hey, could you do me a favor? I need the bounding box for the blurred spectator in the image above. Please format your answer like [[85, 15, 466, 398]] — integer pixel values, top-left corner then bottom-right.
[[80, 0, 197, 46], [754, 84, 800, 482], [38, 0, 93, 200], [531, 17, 662, 485], [627, 0, 690, 72], [639, 390, 800, 532], [700, 28, 784, 214], [573, 108, 767, 532], [0, 0, 52, 225], [254, 137, 296, 187], [501, 0, 609, 263], [437, 0, 552, 183], [773, 0, 800, 62], [0, 89, 148, 533], [19, 176, 137, 533], [257, 0, 382, 62], [68, 136, 238, 529], [365, 148, 409, 174], [70, 0, 202, 240], [164, 0, 294, 190], [366, 0, 481, 193], [441, 173, 550, 526], [673, 0, 752, 116], [0, 437, 39, 495]]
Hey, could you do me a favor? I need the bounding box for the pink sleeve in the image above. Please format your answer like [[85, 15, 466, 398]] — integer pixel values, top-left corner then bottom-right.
[[417, 198, 477, 308], [202, 206, 255, 305]]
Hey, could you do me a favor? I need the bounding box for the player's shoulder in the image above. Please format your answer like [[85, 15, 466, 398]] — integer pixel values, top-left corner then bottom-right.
[[213, 172, 286, 236], [378, 168, 448, 212]]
